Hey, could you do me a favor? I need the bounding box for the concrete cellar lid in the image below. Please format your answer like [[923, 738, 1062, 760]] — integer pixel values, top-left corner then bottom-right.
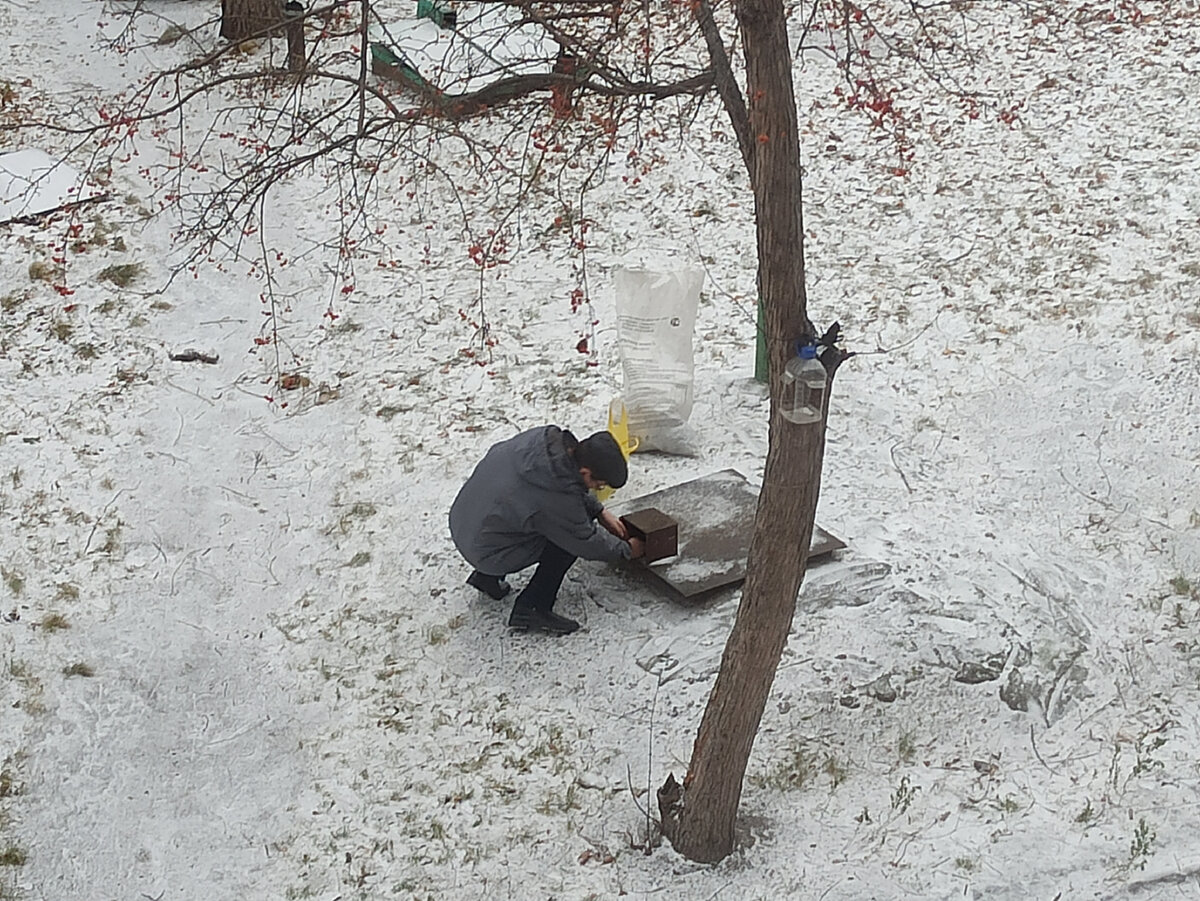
[[611, 468, 846, 598]]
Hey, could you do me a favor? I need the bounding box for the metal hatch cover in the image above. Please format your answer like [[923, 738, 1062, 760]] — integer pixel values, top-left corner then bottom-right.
[[611, 469, 846, 598]]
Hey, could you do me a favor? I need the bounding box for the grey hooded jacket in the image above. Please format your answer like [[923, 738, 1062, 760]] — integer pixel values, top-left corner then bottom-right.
[[449, 426, 631, 576]]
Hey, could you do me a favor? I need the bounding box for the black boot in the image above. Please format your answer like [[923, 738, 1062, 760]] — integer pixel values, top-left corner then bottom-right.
[[467, 571, 511, 600], [508, 603, 580, 635], [505, 542, 579, 633]]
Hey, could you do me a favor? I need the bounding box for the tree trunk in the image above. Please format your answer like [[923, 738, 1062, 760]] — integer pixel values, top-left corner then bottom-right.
[[221, 0, 284, 42], [285, 1, 306, 73], [660, 0, 825, 863]]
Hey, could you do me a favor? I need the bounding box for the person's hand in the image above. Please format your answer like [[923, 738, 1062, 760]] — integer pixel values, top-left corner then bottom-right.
[[628, 537, 645, 559], [599, 509, 628, 540]]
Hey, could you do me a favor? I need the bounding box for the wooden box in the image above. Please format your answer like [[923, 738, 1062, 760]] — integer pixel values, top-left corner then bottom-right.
[[620, 508, 679, 563]]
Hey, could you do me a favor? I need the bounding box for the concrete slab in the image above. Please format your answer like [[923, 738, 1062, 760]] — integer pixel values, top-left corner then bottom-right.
[[611, 468, 846, 598]]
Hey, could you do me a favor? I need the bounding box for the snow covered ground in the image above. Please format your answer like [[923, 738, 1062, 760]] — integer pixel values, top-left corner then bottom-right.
[[2, 2, 1199, 899]]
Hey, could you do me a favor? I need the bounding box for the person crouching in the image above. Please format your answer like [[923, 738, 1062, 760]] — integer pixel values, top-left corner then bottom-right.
[[449, 425, 645, 634]]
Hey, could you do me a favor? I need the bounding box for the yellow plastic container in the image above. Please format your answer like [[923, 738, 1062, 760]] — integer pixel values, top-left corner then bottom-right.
[[593, 398, 639, 502]]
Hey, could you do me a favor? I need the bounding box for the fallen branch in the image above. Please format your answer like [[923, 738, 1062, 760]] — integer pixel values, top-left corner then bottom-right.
[[0, 193, 112, 228]]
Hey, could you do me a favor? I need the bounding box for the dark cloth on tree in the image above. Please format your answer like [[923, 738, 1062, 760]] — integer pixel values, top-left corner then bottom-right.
[[449, 425, 630, 578]]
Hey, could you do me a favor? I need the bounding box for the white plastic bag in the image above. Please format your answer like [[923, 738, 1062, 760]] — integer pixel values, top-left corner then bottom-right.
[[614, 267, 703, 455]]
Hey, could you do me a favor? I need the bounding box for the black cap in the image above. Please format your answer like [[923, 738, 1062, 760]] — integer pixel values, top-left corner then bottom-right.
[[576, 431, 628, 489]]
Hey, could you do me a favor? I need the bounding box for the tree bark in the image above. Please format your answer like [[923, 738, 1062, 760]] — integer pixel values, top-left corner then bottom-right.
[[221, 0, 285, 43], [285, 2, 306, 73], [660, 0, 825, 864]]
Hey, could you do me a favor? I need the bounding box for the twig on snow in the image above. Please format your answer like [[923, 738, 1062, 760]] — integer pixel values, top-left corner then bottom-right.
[[625, 664, 667, 854], [703, 880, 737, 900], [625, 762, 648, 819], [861, 309, 944, 356], [644, 667, 664, 853], [83, 490, 126, 554], [1029, 723, 1057, 774], [890, 442, 914, 493]]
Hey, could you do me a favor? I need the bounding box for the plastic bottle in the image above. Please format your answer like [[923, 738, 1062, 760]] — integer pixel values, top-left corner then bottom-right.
[[780, 343, 826, 424]]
